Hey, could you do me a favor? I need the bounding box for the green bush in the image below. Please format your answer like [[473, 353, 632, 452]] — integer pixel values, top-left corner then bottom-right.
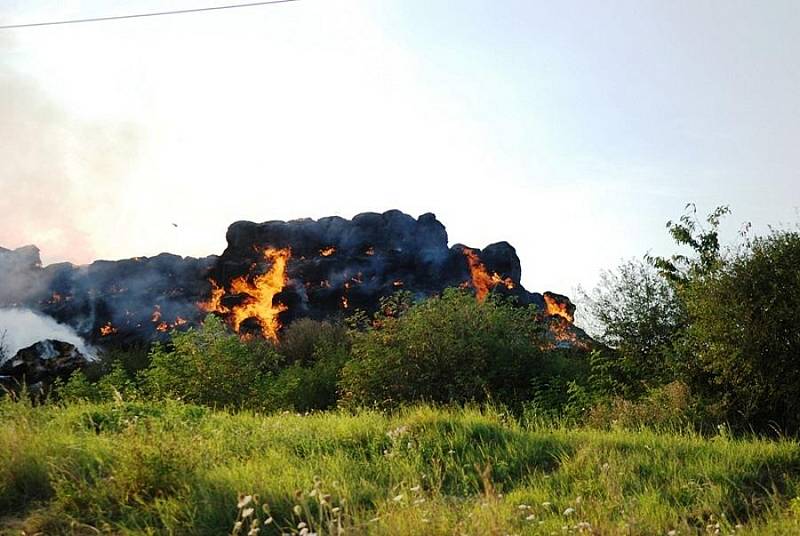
[[681, 229, 800, 431], [140, 315, 281, 409], [339, 289, 582, 409]]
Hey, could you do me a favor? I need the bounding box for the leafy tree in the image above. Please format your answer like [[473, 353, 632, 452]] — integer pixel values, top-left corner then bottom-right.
[[681, 229, 800, 430], [580, 259, 684, 397]]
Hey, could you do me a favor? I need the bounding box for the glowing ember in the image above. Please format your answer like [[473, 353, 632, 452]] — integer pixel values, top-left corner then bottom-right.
[[320, 246, 336, 257], [156, 321, 170, 332], [151, 305, 162, 323], [341, 296, 349, 309], [393, 280, 404, 287], [462, 248, 515, 302], [199, 248, 291, 340], [544, 294, 574, 323], [100, 322, 117, 336], [365, 246, 375, 256]]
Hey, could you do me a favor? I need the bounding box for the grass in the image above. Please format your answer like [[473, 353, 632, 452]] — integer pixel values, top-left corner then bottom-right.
[[1, 399, 800, 535]]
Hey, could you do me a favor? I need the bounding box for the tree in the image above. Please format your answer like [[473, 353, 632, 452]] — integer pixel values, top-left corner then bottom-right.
[[681, 229, 800, 430], [580, 259, 683, 397]]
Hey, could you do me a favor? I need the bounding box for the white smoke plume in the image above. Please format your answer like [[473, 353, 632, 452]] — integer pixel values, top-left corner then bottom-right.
[[0, 308, 96, 362]]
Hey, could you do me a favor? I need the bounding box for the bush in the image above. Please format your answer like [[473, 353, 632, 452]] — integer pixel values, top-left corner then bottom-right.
[[140, 316, 281, 409], [682, 229, 800, 431], [266, 319, 351, 412], [339, 289, 581, 409], [580, 260, 684, 397]]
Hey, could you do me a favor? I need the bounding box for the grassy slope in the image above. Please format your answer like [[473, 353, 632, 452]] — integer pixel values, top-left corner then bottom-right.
[[1, 400, 800, 535]]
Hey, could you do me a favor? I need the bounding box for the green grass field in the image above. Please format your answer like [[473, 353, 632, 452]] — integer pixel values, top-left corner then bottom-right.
[[2, 399, 800, 535]]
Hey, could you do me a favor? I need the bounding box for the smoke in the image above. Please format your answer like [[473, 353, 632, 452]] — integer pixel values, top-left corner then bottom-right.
[[0, 308, 96, 361], [0, 36, 141, 266]]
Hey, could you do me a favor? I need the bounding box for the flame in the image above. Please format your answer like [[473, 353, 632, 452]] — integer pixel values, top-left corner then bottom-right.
[[320, 246, 336, 257], [100, 322, 117, 336], [156, 321, 170, 332], [544, 294, 574, 323], [365, 246, 375, 256], [462, 248, 515, 302], [341, 296, 349, 309], [200, 280, 227, 313], [174, 316, 187, 326], [393, 280, 404, 287], [151, 305, 162, 323], [200, 248, 290, 340]]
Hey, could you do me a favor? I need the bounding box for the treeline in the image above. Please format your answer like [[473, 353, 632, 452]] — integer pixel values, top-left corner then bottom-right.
[[41, 206, 800, 435]]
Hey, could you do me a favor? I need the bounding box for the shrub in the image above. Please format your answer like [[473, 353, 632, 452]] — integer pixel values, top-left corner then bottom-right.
[[339, 289, 579, 409], [681, 229, 800, 431], [140, 316, 281, 409]]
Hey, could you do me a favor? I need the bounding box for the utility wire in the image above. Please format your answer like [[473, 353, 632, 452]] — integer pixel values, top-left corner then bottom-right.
[[0, 0, 300, 30]]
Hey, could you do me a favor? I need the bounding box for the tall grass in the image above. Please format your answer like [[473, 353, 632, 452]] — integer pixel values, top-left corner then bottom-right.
[[1, 398, 799, 534]]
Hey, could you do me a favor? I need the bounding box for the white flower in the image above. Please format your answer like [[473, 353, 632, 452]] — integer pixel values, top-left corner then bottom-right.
[[525, 514, 536, 521], [241, 508, 254, 518], [563, 507, 576, 516], [541, 501, 552, 508], [238, 495, 253, 508], [392, 494, 405, 502]]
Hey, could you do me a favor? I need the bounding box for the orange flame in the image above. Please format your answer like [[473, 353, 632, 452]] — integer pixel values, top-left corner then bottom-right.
[[365, 246, 375, 256], [544, 294, 574, 323], [320, 246, 336, 257], [151, 305, 162, 323], [200, 248, 291, 341], [462, 248, 514, 302], [100, 322, 117, 336], [341, 296, 349, 309]]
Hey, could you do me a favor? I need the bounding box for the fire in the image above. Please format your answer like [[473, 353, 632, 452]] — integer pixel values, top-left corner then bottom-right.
[[365, 246, 375, 256], [393, 280, 404, 287], [156, 321, 170, 332], [320, 246, 336, 257], [543, 293, 574, 323], [341, 296, 349, 309], [199, 248, 291, 340], [200, 280, 226, 313], [151, 305, 162, 323], [100, 322, 117, 336], [461, 248, 515, 303]]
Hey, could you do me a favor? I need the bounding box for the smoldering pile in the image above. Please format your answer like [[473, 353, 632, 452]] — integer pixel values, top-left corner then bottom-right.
[[0, 211, 587, 349]]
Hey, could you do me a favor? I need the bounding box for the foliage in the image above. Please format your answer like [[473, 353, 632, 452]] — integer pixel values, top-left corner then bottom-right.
[[681, 229, 800, 431], [340, 288, 579, 409], [580, 260, 684, 397], [2, 400, 800, 534], [266, 320, 351, 412], [140, 315, 281, 409]]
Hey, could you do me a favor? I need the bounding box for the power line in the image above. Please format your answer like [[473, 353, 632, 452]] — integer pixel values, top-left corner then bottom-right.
[[0, 0, 300, 30]]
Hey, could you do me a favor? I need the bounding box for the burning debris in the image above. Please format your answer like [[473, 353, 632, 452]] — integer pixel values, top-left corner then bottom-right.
[[200, 247, 291, 340], [0, 211, 589, 349]]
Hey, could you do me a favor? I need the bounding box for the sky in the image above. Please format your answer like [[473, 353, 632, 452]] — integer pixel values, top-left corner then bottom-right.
[[1, 0, 798, 298]]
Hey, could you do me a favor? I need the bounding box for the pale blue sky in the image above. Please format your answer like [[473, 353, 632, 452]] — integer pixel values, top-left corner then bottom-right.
[[1, 0, 798, 300]]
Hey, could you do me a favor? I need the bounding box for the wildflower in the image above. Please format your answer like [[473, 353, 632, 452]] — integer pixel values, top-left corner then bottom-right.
[[526, 514, 536, 521], [294, 505, 303, 516], [518, 504, 531, 510], [576, 521, 591, 531], [393, 494, 405, 502], [248, 529, 260, 536], [242, 508, 254, 518], [563, 507, 575, 516], [331, 507, 341, 514], [264, 517, 274, 525], [298, 522, 307, 529], [238, 495, 253, 509], [232, 521, 243, 534], [414, 498, 426, 505], [542, 501, 552, 508], [667, 531, 677, 536], [410, 485, 421, 492]]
